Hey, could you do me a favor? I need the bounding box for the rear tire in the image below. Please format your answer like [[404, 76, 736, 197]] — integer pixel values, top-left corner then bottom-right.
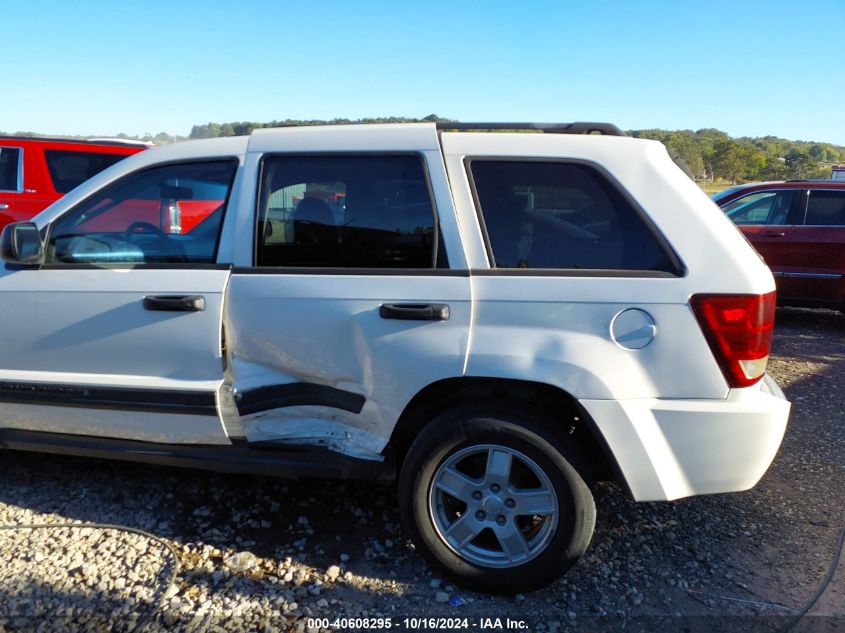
[[398, 404, 596, 594]]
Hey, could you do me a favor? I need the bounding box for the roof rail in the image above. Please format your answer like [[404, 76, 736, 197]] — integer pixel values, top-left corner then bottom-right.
[[0, 135, 152, 147], [435, 122, 625, 136], [87, 137, 154, 147], [784, 178, 836, 183]]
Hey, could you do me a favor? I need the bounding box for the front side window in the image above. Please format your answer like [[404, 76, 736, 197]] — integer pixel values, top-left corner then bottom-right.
[[45, 150, 128, 193], [0, 147, 22, 192], [722, 190, 797, 225], [470, 160, 677, 272], [46, 160, 236, 264], [256, 155, 436, 268], [805, 191, 845, 226]]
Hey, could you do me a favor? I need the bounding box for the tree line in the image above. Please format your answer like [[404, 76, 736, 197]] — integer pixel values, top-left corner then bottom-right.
[[188, 117, 845, 183], [630, 128, 845, 182], [187, 115, 449, 140], [6, 116, 843, 183]]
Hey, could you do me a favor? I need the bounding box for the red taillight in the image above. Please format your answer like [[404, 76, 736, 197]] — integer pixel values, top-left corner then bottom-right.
[[690, 292, 776, 388]]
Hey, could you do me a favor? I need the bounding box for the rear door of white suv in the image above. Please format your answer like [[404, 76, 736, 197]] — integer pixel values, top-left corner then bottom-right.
[[222, 125, 471, 459]]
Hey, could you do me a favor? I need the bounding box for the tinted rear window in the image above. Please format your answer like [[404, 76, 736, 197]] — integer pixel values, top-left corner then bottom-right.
[[470, 160, 678, 273], [805, 190, 845, 226], [0, 147, 21, 191], [45, 150, 128, 193]]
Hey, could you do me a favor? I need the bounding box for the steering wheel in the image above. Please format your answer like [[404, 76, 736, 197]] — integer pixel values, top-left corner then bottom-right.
[[124, 221, 176, 260], [125, 221, 168, 240]]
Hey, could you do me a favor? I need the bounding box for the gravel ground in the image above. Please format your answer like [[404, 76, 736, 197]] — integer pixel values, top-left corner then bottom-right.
[[0, 307, 842, 632]]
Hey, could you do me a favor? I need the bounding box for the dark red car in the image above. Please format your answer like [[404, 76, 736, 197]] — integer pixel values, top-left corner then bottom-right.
[[0, 136, 148, 230], [714, 181, 845, 312]]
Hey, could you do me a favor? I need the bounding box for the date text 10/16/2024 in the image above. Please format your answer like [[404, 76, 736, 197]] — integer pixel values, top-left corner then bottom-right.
[[306, 617, 529, 630]]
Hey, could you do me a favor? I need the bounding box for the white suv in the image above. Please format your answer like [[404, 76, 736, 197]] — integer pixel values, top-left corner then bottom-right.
[[0, 122, 790, 593]]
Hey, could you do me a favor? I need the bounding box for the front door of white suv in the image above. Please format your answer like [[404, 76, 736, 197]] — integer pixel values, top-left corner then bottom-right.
[[0, 159, 238, 444], [222, 125, 471, 459]]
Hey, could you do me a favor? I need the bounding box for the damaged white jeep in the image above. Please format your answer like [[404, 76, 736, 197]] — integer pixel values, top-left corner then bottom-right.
[[0, 122, 790, 592]]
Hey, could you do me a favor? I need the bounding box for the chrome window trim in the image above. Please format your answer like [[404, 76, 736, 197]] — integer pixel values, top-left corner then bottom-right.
[[0, 146, 24, 193], [779, 271, 843, 280], [781, 224, 845, 229]]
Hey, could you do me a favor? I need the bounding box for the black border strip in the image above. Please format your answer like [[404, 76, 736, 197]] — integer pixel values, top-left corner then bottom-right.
[[231, 266, 468, 277], [229, 266, 673, 278], [236, 383, 365, 416], [469, 268, 677, 278], [0, 381, 216, 416], [0, 428, 394, 481], [39, 263, 232, 271]]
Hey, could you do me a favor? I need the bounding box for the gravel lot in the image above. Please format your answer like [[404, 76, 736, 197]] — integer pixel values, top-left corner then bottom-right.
[[0, 307, 842, 632]]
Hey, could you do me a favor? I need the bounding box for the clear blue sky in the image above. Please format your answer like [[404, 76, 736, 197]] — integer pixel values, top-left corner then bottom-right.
[[2, 0, 844, 144]]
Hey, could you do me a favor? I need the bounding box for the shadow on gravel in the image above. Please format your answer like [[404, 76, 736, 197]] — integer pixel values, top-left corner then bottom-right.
[[0, 307, 841, 627], [0, 452, 415, 616], [0, 583, 148, 632], [773, 306, 844, 331]]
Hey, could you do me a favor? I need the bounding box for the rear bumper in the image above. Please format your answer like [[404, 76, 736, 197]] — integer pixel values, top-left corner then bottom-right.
[[580, 374, 790, 501]]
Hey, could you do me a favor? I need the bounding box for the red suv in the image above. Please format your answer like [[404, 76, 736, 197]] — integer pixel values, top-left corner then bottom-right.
[[0, 136, 148, 230], [714, 181, 845, 312]]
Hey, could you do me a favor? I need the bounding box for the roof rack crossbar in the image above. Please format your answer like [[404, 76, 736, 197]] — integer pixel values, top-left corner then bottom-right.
[[435, 122, 625, 136]]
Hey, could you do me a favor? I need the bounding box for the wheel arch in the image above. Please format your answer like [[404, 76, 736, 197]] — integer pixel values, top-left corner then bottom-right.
[[387, 376, 629, 492]]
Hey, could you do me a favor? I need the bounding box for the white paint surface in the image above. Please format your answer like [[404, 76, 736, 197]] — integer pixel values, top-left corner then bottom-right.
[[0, 124, 790, 500]]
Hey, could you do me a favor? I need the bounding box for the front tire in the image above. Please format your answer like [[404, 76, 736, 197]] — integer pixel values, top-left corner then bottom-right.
[[398, 405, 596, 593]]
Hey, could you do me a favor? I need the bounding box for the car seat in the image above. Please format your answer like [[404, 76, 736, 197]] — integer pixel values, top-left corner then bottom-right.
[[292, 197, 337, 246]]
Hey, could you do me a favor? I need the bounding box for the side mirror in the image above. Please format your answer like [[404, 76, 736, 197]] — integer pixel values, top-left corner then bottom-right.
[[0, 222, 44, 265]]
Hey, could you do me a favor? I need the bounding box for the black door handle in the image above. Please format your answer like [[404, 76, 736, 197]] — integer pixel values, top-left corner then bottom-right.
[[379, 303, 450, 321], [143, 295, 206, 312]]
